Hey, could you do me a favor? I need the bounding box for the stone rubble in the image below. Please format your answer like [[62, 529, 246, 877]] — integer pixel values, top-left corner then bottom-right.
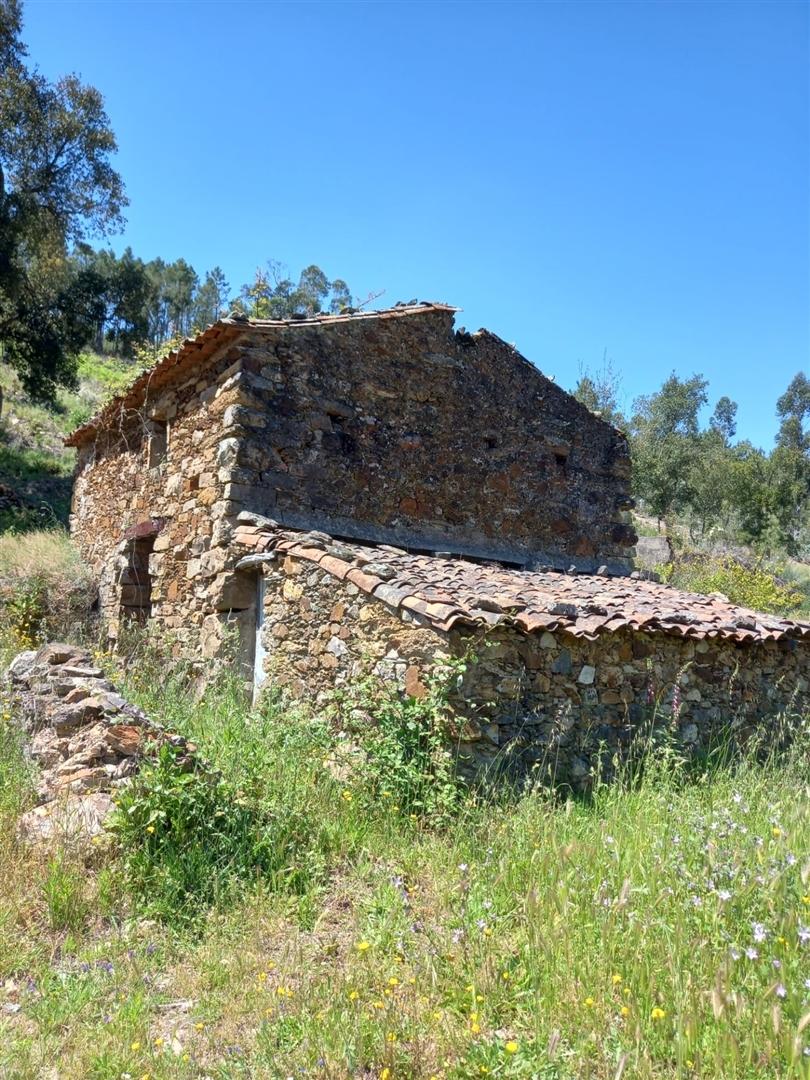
[[6, 642, 196, 843]]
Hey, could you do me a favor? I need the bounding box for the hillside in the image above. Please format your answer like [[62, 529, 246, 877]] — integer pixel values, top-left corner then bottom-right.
[[0, 354, 139, 532]]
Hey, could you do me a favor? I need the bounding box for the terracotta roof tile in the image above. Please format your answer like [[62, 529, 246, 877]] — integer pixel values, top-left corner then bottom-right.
[[235, 527, 810, 646]]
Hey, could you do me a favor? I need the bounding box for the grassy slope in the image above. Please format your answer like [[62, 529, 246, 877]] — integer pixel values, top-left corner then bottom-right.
[[0, 659, 808, 1080], [0, 353, 138, 532]]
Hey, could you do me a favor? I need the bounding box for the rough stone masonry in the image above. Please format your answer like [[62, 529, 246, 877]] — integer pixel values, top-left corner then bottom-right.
[[61, 302, 810, 785]]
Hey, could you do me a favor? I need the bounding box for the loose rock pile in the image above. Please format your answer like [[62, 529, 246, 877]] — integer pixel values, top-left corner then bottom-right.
[[6, 642, 194, 843]]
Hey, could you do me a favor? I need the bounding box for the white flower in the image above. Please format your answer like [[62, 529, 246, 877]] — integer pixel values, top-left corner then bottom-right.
[[775, 983, 787, 999], [752, 922, 767, 943]]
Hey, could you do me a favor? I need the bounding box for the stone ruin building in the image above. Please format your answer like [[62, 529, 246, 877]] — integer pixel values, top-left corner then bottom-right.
[[66, 302, 810, 784]]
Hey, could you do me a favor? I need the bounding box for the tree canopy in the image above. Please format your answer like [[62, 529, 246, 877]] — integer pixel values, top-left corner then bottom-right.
[[0, 0, 126, 399]]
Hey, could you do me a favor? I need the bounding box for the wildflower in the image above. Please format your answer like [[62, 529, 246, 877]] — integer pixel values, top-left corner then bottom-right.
[[257, 971, 267, 982], [504, 1040, 519, 1054], [620, 1005, 630, 1017], [356, 940, 371, 953], [745, 947, 758, 961], [154, 1038, 164, 1048], [651, 1007, 666, 1021], [776, 984, 787, 999], [584, 996, 595, 1008], [341, 790, 353, 802], [130, 1041, 141, 1052], [798, 926, 810, 945], [348, 990, 359, 1001], [471, 1021, 481, 1034], [386, 1032, 398, 1043], [388, 977, 399, 987], [751, 922, 767, 943], [771, 826, 782, 839], [145, 825, 155, 834], [501, 971, 510, 981], [194, 1022, 204, 1030], [612, 974, 623, 985], [381, 1070, 391, 1080], [717, 889, 731, 902]]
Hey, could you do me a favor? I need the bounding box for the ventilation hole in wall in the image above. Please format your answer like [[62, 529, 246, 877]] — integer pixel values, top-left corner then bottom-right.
[[118, 535, 155, 625], [146, 420, 168, 467]]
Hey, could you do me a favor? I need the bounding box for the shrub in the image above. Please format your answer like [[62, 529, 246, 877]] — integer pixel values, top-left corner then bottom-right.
[[658, 553, 802, 616], [107, 679, 342, 925], [0, 530, 96, 661], [339, 663, 467, 825]]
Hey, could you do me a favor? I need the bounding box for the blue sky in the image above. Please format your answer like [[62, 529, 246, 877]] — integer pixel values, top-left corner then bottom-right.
[[23, 0, 809, 448]]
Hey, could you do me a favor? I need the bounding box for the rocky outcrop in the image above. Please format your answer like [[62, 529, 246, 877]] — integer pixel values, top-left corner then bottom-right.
[[6, 642, 195, 843]]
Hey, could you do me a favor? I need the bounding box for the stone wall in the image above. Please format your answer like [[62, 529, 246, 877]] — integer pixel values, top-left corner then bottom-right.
[[69, 306, 635, 658], [69, 340, 253, 649], [258, 552, 810, 787], [221, 309, 635, 570]]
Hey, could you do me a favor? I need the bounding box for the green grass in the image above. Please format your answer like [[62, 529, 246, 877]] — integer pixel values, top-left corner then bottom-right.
[[0, 643, 808, 1079], [0, 351, 139, 533]]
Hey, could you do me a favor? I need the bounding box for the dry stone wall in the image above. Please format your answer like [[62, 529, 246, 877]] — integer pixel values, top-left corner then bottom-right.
[[5, 642, 196, 842], [221, 310, 635, 570], [69, 308, 636, 662], [258, 553, 810, 787]]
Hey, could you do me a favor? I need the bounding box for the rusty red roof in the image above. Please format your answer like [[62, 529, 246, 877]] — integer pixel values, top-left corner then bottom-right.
[[65, 302, 458, 448], [233, 524, 810, 645]]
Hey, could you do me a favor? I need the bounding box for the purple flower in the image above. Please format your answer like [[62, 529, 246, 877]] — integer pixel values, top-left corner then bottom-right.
[[775, 984, 787, 999], [752, 922, 767, 943], [745, 947, 759, 960]]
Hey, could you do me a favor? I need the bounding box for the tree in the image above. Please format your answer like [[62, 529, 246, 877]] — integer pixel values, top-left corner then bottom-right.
[[709, 395, 737, 442], [572, 352, 625, 428], [0, 0, 126, 398], [191, 265, 230, 330], [776, 372, 810, 454], [237, 261, 353, 320], [629, 373, 709, 523]]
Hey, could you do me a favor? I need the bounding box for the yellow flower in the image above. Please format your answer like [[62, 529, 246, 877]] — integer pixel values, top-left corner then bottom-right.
[[584, 996, 595, 1008], [373, 1000, 385, 1010], [432, 1010, 443, 1021], [686, 1061, 694, 1070], [623, 986, 631, 997], [130, 1040, 141, 1052], [145, 824, 155, 834], [349, 989, 359, 1001], [651, 1007, 666, 1021], [504, 1040, 519, 1054], [772, 826, 782, 838], [386, 1032, 398, 1043], [620, 1005, 630, 1017], [341, 790, 353, 802], [612, 973, 623, 985], [483, 926, 492, 937], [381, 1070, 391, 1080], [471, 1022, 481, 1034], [388, 977, 399, 987], [501, 972, 510, 981], [154, 1037, 164, 1047], [258, 971, 267, 982], [357, 940, 371, 952], [194, 1022, 204, 1030]]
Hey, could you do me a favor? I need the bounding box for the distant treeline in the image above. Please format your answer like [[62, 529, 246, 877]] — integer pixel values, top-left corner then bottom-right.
[[67, 249, 354, 358], [575, 363, 810, 558]]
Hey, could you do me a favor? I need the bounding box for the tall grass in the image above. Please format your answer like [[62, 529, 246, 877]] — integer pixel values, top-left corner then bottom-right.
[[1, 634, 806, 1078]]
